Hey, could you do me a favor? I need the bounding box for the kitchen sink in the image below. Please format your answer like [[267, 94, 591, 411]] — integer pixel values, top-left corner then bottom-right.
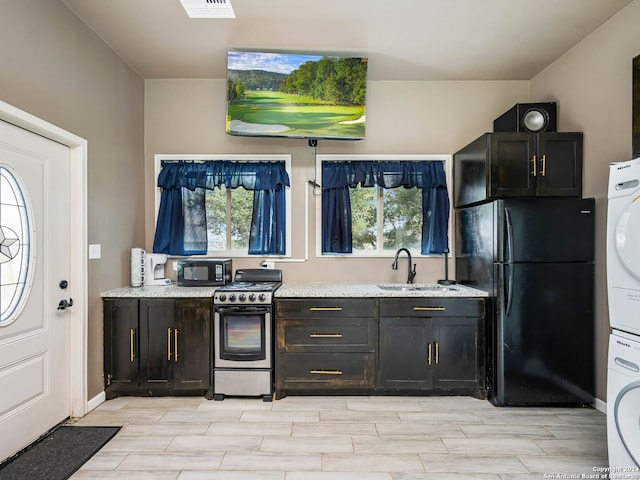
[[377, 284, 458, 292]]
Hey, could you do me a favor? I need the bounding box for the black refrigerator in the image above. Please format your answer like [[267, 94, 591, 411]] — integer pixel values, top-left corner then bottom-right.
[[455, 197, 595, 406]]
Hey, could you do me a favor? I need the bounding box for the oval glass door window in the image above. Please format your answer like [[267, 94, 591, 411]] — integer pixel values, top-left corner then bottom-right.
[[0, 165, 34, 325]]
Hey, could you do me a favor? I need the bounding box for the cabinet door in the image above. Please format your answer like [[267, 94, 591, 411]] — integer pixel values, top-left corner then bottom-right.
[[103, 298, 139, 397], [432, 318, 483, 390], [488, 133, 536, 197], [378, 317, 431, 390], [139, 299, 174, 393], [536, 133, 582, 197], [172, 299, 212, 393]]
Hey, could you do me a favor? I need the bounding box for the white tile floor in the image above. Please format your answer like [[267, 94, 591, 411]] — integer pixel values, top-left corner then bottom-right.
[[70, 395, 607, 479]]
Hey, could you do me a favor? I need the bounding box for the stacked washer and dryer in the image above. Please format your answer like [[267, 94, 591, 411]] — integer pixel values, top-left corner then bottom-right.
[[607, 157, 640, 477]]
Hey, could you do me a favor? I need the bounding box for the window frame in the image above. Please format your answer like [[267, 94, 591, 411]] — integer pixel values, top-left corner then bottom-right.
[[154, 154, 292, 258], [315, 154, 453, 258]]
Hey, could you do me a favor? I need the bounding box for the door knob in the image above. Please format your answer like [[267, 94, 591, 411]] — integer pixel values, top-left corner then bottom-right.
[[57, 298, 74, 310]]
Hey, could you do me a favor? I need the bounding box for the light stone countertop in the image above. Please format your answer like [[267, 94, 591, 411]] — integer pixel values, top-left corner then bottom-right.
[[274, 282, 489, 298], [100, 284, 218, 298], [101, 282, 490, 299]]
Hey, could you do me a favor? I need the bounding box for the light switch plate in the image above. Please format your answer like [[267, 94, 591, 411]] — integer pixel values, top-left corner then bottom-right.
[[88, 244, 101, 259]]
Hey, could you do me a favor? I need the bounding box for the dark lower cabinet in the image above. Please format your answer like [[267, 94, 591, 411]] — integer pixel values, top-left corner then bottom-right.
[[103, 298, 139, 396], [275, 297, 486, 399], [104, 297, 212, 399], [274, 298, 377, 399], [378, 298, 485, 397], [378, 316, 483, 393], [378, 317, 431, 390], [139, 299, 173, 392], [432, 318, 483, 390], [172, 299, 212, 392]]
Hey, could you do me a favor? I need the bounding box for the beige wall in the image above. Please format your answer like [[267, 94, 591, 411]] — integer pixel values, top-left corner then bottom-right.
[[145, 79, 529, 283], [0, 0, 145, 399], [531, 0, 640, 402]]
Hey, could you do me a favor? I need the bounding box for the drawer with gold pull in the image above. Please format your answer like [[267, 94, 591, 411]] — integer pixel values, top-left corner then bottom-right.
[[379, 298, 484, 317], [278, 317, 377, 352], [278, 353, 375, 389], [275, 298, 376, 318]]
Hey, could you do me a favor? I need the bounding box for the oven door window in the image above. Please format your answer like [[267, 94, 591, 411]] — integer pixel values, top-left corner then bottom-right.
[[220, 309, 267, 362]]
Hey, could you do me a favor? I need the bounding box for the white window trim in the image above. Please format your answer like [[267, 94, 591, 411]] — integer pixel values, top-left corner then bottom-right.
[[314, 154, 453, 258], [154, 154, 292, 258]]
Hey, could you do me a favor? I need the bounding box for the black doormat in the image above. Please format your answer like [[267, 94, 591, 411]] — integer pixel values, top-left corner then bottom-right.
[[0, 425, 120, 480]]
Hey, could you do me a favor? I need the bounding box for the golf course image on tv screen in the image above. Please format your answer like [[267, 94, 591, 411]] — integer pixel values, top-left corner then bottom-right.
[[226, 51, 367, 140]]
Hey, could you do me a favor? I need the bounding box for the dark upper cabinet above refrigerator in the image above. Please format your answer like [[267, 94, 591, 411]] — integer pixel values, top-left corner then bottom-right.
[[453, 132, 583, 208]]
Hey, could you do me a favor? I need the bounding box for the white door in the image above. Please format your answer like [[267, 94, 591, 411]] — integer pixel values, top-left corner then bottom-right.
[[0, 119, 71, 461]]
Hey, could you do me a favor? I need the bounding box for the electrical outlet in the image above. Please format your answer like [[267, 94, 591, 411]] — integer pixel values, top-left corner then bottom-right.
[[173, 261, 178, 271]]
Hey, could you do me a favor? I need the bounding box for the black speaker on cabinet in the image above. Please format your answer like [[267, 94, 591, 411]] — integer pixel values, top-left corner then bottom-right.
[[493, 102, 557, 133]]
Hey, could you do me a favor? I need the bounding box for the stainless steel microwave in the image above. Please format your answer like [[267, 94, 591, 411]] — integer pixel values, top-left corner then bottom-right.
[[177, 259, 232, 286]]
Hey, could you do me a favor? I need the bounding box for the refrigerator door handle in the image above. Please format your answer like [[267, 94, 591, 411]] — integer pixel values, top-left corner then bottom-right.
[[504, 264, 514, 316], [504, 207, 514, 263]]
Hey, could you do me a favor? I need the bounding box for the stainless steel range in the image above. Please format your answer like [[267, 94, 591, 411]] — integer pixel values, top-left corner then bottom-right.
[[213, 268, 282, 401]]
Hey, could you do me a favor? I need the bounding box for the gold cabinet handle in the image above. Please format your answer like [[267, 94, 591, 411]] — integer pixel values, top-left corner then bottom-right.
[[531, 155, 537, 176], [413, 307, 446, 311], [309, 307, 343, 311], [130, 328, 136, 362], [167, 327, 172, 361], [309, 333, 343, 338], [174, 328, 179, 362], [435, 341, 439, 365], [310, 369, 343, 375], [427, 343, 432, 365], [540, 154, 546, 176]]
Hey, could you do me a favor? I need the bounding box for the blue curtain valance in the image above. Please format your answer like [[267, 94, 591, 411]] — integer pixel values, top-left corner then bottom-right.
[[157, 160, 290, 191], [321, 160, 447, 189]]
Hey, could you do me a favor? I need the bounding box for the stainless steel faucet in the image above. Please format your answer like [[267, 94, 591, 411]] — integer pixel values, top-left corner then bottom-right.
[[392, 248, 416, 284]]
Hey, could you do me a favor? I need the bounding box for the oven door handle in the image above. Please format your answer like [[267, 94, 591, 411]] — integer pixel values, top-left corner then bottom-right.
[[217, 306, 271, 314]]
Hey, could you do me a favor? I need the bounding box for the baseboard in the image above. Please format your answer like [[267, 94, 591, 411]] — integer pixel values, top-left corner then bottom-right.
[[87, 391, 106, 413], [594, 397, 606, 414]]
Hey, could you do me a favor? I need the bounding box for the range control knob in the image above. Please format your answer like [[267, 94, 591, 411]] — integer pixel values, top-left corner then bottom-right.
[[229, 294, 236, 302], [238, 293, 246, 302], [218, 294, 226, 302], [258, 293, 266, 302], [248, 293, 256, 302]]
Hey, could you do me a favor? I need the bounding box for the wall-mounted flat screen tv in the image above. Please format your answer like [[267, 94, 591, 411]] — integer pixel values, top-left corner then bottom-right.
[[226, 50, 368, 140]]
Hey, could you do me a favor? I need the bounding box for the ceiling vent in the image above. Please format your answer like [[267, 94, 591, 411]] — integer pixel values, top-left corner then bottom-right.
[[179, 0, 236, 19]]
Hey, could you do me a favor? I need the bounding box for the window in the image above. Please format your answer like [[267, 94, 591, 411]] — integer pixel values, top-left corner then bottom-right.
[[350, 185, 423, 252], [0, 165, 33, 325], [317, 154, 451, 257], [153, 155, 291, 256], [205, 186, 254, 251]]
